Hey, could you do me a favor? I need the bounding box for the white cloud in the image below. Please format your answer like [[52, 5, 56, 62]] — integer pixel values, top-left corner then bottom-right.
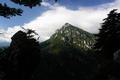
[[0, 0, 120, 43], [41, 2, 52, 8]]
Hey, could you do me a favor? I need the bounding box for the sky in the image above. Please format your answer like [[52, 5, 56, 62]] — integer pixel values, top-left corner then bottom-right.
[[0, 0, 119, 46]]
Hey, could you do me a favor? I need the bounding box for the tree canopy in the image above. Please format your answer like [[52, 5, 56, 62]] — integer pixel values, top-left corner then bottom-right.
[[6, 29, 40, 80], [94, 9, 120, 60], [0, 0, 57, 18]]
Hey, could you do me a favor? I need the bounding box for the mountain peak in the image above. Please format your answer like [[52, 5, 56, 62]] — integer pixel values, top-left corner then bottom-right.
[[64, 23, 72, 27], [50, 23, 96, 50]]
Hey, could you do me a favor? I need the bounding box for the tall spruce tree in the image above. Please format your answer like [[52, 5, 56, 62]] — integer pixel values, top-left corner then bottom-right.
[[94, 9, 120, 60]]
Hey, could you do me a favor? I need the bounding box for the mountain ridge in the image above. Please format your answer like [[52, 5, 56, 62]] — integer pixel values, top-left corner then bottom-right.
[[50, 23, 95, 49], [40, 23, 96, 54]]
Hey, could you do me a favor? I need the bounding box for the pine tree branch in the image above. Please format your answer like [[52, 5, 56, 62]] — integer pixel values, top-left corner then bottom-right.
[[0, 3, 23, 18]]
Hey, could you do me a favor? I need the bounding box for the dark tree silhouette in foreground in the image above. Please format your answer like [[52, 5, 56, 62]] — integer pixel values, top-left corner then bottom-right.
[[6, 29, 40, 80], [94, 9, 120, 60], [93, 9, 120, 80], [0, 0, 57, 18]]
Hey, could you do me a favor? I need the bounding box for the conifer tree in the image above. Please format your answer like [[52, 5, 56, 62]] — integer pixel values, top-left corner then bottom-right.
[[94, 9, 120, 60], [93, 9, 120, 80]]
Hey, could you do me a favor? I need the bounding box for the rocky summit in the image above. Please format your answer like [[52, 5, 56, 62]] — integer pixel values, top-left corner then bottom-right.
[[40, 23, 96, 55]]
